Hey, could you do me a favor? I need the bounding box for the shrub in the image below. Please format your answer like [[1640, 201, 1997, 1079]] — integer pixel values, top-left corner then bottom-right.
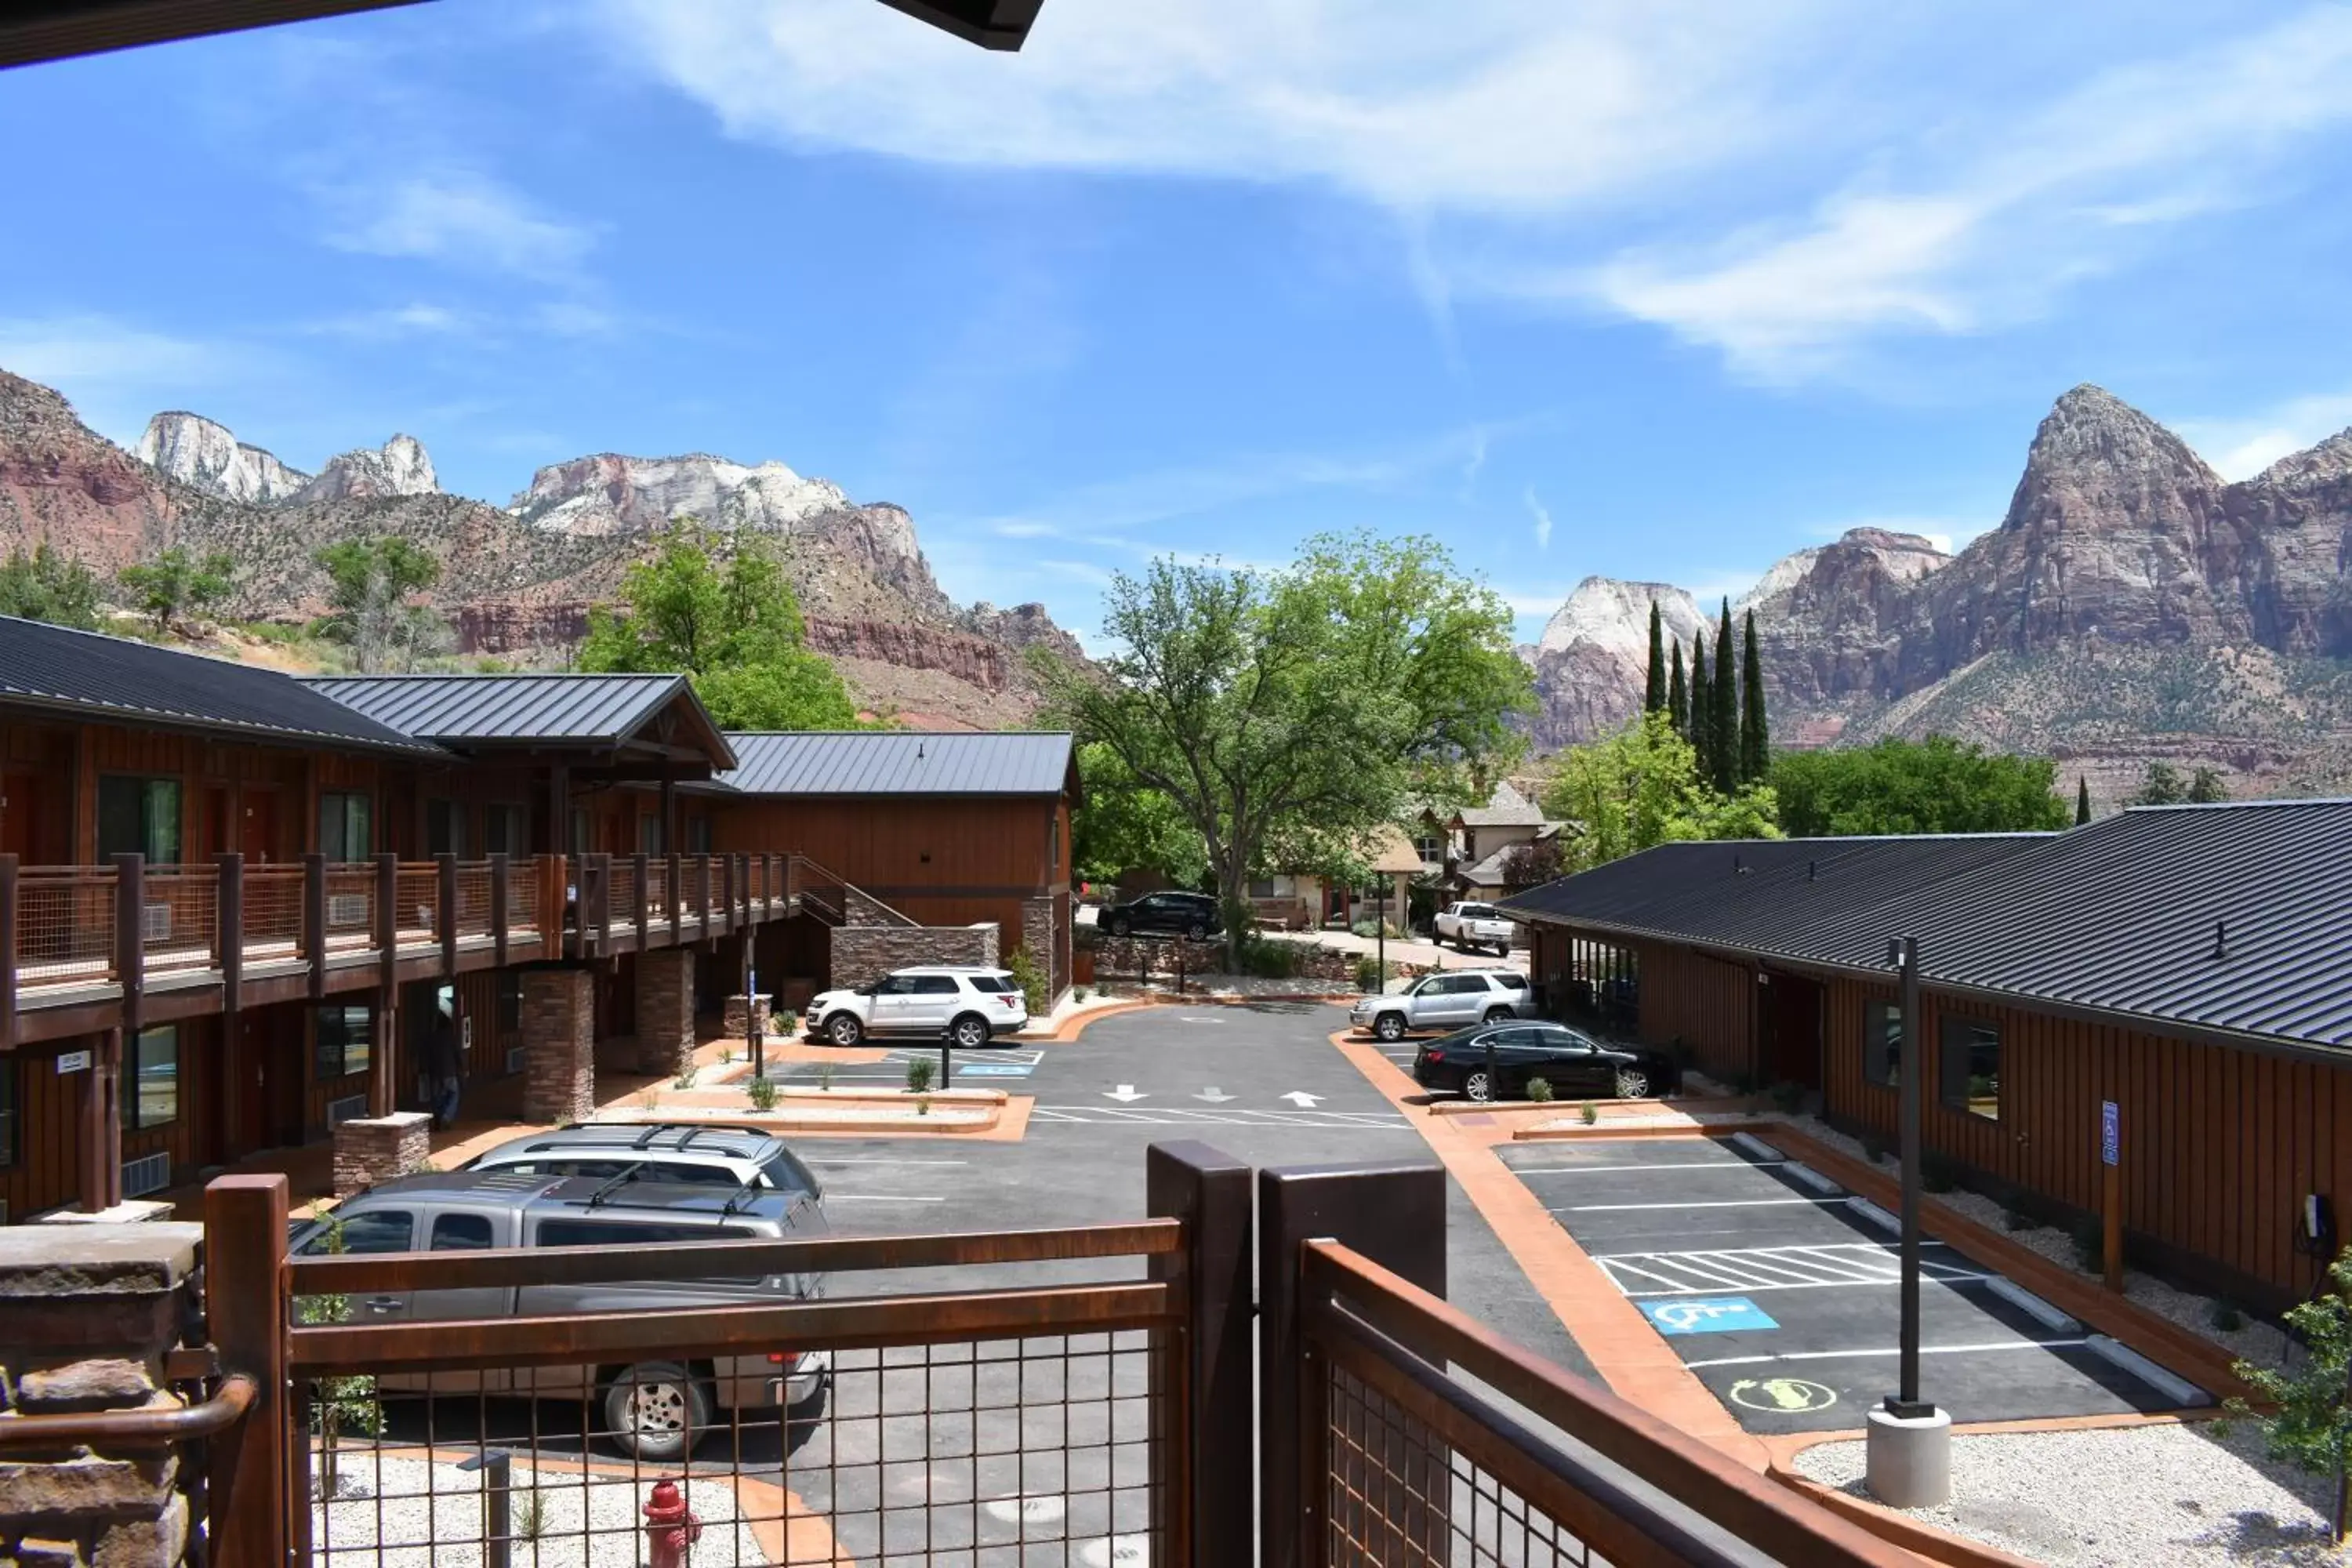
[[746, 1074, 779, 1112], [2070, 1216, 2103, 1272], [1239, 936, 1298, 979], [906, 1057, 937, 1094], [2210, 1298, 2246, 1333], [1580, 1102, 1599, 1126], [916, 1095, 931, 1117], [1769, 1080, 1803, 1114], [1354, 956, 1388, 992], [817, 1063, 835, 1093], [515, 1492, 548, 1541], [2223, 1247, 2352, 1503], [1860, 1133, 1889, 1165], [2001, 1196, 2035, 1232], [673, 1064, 699, 1090], [1526, 1076, 1553, 1102], [1007, 946, 1049, 1014], [1074, 986, 1090, 1002], [1922, 1153, 1960, 1194]]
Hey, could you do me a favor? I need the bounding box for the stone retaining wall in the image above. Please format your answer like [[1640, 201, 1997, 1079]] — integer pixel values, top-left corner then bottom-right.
[[332, 1112, 432, 1197], [521, 967, 595, 1125], [633, 948, 696, 1076], [829, 924, 1000, 989]]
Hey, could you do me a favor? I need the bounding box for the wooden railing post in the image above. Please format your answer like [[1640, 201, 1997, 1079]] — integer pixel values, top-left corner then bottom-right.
[[437, 852, 459, 975], [698, 855, 713, 942], [666, 851, 683, 942], [1258, 1160, 1449, 1568], [633, 851, 651, 951], [720, 853, 736, 935], [114, 852, 145, 1039], [206, 1173, 291, 1568], [374, 853, 397, 986], [372, 854, 399, 1119], [546, 854, 568, 960], [303, 853, 326, 1000], [216, 852, 243, 1018], [0, 853, 16, 1050], [489, 852, 510, 967], [1147, 1142, 1253, 1568], [586, 853, 611, 953]]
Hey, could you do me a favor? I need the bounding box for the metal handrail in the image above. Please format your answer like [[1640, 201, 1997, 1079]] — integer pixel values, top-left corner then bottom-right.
[[0, 1372, 256, 1451]]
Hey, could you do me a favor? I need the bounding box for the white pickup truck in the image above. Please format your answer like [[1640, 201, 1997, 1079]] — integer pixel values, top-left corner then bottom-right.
[[1434, 901, 1515, 954]]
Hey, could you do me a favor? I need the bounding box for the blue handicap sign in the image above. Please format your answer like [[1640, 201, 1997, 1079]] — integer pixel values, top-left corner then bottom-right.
[[954, 1062, 1033, 1077], [1639, 1297, 1780, 1336]]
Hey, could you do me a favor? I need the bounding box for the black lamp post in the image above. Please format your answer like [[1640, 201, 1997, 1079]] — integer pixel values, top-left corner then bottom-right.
[[1886, 933, 1928, 1417]]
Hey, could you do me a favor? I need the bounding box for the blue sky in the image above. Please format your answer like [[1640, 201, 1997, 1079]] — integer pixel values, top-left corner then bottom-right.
[[6, 0, 2352, 644]]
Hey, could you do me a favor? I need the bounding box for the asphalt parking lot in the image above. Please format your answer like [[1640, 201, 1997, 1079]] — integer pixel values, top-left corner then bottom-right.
[[1500, 1134, 2195, 1432]]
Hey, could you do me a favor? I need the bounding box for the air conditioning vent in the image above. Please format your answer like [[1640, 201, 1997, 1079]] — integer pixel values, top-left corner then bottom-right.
[[505, 1044, 526, 1075], [141, 902, 172, 942], [327, 894, 369, 927], [325, 1094, 368, 1128], [121, 1152, 171, 1198]]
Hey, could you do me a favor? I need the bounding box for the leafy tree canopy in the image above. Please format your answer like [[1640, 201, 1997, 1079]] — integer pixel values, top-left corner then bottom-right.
[[579, 522, 859, 731], [2128, 760, 2228, 806], [0, 543, 103, 630], [1039, 531, 1530, 960], [1069, 741, 1207, 887], [119, 546, 234, 633], [1541, 712, 1779, 869], [313, 536, 443, 672], [1768, 735, 2071, 837]]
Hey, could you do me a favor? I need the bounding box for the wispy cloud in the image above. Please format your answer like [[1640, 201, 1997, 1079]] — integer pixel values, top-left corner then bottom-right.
[[320, 169, 596, 282], [1524, 487, 1554, 550], [0, 315, 254, 444], [2175, 388, 2352, 481]]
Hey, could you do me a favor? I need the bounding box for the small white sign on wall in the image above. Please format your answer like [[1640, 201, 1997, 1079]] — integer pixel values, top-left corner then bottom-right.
[[56, 1049, 93, 1075]]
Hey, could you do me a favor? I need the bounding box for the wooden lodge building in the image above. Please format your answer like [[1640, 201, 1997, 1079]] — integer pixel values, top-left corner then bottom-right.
[[1501, 802, 2352, 1308], [0, 617, 1075, 1224]]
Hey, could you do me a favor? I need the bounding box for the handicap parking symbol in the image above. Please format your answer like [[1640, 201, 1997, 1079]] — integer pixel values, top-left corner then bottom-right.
[[1640, 1297, 1779, 1336]]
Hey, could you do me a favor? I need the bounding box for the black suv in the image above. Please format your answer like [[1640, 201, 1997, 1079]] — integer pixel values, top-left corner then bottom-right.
[[1099, 890, 1222, 939], [1410, 1021, 1679, 1103]]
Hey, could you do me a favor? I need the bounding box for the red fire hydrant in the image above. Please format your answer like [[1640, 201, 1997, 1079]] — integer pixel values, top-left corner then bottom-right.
[[643, 1477, 702, 1568]]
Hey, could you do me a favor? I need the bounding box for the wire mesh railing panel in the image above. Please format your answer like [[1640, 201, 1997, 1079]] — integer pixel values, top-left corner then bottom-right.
[[140, 868, 220, 970], [245, 867, 306, 954], [456, 868, 495, 938], [299, 1329, 1170, 1567], [324, 868, 376, 944], [644, 862, 670, 922], [18, 872, 114, 982], [1325, 1361, 1598, 1568], [604, 862, 638, 929], [395, 869, 439, 940], [510, 863, 540, 931]]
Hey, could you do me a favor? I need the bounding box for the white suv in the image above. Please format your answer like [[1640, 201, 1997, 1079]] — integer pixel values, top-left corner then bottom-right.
[[807, 967, 1030, 1048]]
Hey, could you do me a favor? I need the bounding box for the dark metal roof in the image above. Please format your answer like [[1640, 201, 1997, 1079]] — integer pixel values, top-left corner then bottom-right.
[[0, 614, 445, 757], [716, 731, 1075, 797], [302, 673, 735, 768], [0, 1, 430, 71], [1503, 802, 2352, 1052], [875, 0, 1044, 50]]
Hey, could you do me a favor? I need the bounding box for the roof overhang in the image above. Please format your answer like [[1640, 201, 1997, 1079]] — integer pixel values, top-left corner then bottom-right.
[[2, 0, 1044, 69], [0, 689, 447, 760]]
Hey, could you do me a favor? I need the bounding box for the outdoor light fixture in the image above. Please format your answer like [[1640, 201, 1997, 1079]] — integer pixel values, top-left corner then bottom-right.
[[1866, 933, 1952, 1507]]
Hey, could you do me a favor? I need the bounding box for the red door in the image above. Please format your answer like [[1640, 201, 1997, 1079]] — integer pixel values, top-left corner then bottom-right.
[[0, 771, 38, 861], [239, 791, 279, 864]]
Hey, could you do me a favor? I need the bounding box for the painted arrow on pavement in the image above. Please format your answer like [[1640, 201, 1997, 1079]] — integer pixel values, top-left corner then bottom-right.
[[1194, 1087, 1235, 1103], [1104, 1084, 1148, 1103], [1281, 1091, 1324, 1108]]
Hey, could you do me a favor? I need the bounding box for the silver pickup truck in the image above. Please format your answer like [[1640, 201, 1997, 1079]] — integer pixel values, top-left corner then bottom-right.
[[289, 1167, 829, 1460]]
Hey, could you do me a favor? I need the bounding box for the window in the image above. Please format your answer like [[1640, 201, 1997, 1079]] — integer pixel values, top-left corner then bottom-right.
[[425, 800, 467, 857], [913, 976, 959, 996], [484, 804, 527, 856], [314, 1005, 372, 1083], [688, 818, 712, 853], [533, 1218, 755, 1248], [122, 1025, 177, 1131], [97, 776, 182, 864], [430, 1214, 494, 1250], [1865, 1002, 1902, 1088], [496, 972, 522, 1033], [1047, 815, 1061, 876], [968, 975, 1017, 994], [299, 1209, 414, 1254], [318, 792, 371, 862], [638, 813, 662, 853], [762, 1149, 822, 1199], [1491, 973, 1528, 990], [1414, 833, 1443, 862], [1247, 879, 1276, 898], [569, 809, 590, 855], [875, 975, 919, 996], [1940, 1015, 2002, 1121], [0, 1058, 15, 1169]]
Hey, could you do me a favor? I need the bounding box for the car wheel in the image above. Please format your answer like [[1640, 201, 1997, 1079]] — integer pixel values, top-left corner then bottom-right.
[[606, 1362, 710, 1461], [1614, 1066, 1652, 1101], [1463, 1069, 1495, 1103], [1186, 920, 1207, 940], [951, 1013, 989, 1051], [826, 1012, 865, 1047], [1374, 1011, 1407, 1044], [1483, 1006, 1511, 1024], [1109, 916, 1131, 937]]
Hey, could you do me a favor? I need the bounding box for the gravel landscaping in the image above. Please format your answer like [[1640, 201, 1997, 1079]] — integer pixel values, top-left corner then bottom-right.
[[1793, 1422, 2344, 1566], [312, 1453, 770, 1567]]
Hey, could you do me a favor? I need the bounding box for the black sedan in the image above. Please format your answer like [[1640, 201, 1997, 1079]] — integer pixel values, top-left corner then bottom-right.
[[1410, 1022, 1679, 1104], [1099, 890, 1222, 940]]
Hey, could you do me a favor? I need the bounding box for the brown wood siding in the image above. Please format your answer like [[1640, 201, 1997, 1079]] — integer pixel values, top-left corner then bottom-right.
[[1629, 940, 1757, 1083], [1, 1039, 82, 1219]]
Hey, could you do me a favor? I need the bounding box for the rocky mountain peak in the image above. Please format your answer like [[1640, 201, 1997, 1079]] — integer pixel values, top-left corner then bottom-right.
[[1536, 577, 1705, 660], [136, 411, 312, 504], [292, 434, 438, 504], [2004, 383, 2222, 535], [512, 452, 851, 538]]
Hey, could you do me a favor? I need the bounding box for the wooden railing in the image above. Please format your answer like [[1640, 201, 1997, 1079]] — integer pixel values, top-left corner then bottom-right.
[[568, 852, 790, 956]]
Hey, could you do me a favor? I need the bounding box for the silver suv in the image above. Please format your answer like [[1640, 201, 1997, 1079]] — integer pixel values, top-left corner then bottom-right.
[[463, 1123, 823, 1199], [288, 1168, 829, 1461], [1350, 968, 1534, 1042]]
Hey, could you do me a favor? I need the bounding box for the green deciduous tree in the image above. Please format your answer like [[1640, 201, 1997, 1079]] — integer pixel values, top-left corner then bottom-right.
[[0, 543, 103, 630], [1768, 736, 2072, 837], [2188, 765, 2230, 804], [314, 536, 443, 672], [1739, 608, 1769, 785], [1710, 599, 1737, 795], [1643, 602, 1667, 714], [118, 546, 234, 633], [1667, 641, 1688, 735], [2227, 1246, 2352, 1540], [1540, 713, 1779, 869], [2129, 761, 2187, 806], [2077, 776, 2092, 825], [1069, 740, 1207, 887], [579, 522, 859, 730], [1039, 531, 1530, 966]]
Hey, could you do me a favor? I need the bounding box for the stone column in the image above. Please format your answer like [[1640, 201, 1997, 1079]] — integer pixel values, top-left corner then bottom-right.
[[332, 1111, 434, 1197], [521, 967, 595, 1125], [0, 1222, 204, 1568], [633, 949, 697, 1077]]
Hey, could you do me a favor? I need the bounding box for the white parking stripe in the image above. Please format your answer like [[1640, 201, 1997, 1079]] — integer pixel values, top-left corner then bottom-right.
[[823, 1195, 950, 1203], [1618, 1272, 1993, 1298], [1684, 1339, 2087, 1370], [1563, 1196, 1847, 1212], [1516, 1160, 1788, 1175]]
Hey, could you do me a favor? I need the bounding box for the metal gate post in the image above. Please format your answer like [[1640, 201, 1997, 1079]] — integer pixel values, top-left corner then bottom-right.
[[1258, 1160, 1447, 1568], [1145, 1141, 1252, 1567], [206, 1173, 291, 1568]]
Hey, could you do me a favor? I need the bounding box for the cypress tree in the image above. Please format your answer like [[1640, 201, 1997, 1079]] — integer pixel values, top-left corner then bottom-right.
[[1710, 598, 1737, 794], [1739, 608, 1769, 784], [1668, 640, 1688, 735], [1643, 602, 1667, 714], [2077, 776, 2092, 826], [1688, 637, 1712, 778]]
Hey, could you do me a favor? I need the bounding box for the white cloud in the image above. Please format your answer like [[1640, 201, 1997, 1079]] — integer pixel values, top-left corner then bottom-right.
[[1524, 487, 1554, 550], [2175, 389, 2352, 481], [0, 316, 246, 445], [321, 169, 594, 281]]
